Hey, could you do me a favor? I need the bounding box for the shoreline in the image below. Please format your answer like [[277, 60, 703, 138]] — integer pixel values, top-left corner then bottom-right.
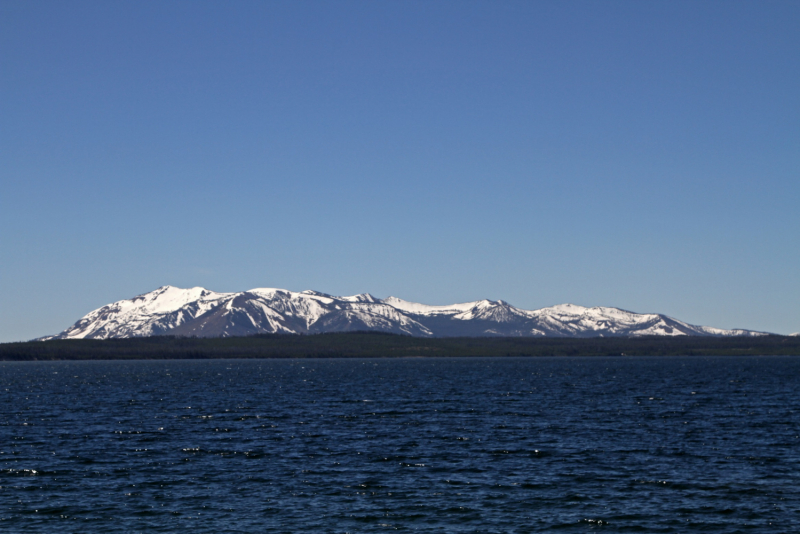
[[2, 332, 799, 361]]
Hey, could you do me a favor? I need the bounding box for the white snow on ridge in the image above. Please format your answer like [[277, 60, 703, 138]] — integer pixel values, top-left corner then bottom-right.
[[57, 286, 232, 339], [126, 285, 232, 314], [381, 296, 491, 315], [47, 285, 771, 339], [530, 303, 589, 316], [339, 293, 379, 303]]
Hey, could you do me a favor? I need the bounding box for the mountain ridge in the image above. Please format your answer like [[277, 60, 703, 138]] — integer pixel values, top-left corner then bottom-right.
[[40, 285, 769, 340]]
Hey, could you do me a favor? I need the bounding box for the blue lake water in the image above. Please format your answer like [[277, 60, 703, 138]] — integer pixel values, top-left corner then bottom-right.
[[1, 356, 799, 532]]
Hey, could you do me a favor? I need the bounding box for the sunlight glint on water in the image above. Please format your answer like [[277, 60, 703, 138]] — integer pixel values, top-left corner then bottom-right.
[[1, 356, 799, 532]]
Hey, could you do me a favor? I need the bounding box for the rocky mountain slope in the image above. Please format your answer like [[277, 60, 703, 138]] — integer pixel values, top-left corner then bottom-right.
[[42, 286, 768, 340]]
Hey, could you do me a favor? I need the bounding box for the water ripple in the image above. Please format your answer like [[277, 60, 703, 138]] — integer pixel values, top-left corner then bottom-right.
[[1, 356, 799, 532]]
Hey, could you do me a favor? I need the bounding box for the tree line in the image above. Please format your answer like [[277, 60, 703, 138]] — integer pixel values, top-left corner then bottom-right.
[[1, 332, 799, 360]]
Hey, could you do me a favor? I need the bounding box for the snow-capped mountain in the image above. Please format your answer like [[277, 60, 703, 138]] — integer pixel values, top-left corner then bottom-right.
[[42, 286, 769, 340]]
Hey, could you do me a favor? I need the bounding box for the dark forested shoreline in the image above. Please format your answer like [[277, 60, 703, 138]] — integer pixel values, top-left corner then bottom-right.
[[1, 332, 799, 361]]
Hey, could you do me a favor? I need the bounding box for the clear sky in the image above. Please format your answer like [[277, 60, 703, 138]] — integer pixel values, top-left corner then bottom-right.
[[1, 0, 798, 341]]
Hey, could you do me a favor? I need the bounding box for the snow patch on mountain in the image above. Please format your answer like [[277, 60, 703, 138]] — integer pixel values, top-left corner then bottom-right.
[[381, 296, 486, 315]]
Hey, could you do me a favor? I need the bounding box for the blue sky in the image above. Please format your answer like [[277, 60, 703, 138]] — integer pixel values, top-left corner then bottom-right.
[[1, 0, 798, 341]]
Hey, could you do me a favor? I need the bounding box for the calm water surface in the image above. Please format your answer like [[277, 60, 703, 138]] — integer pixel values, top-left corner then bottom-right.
[[1, 356, 799, 532]]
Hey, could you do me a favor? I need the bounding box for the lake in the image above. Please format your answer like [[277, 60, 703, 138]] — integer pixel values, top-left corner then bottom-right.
[[1, 356, 799, 532]]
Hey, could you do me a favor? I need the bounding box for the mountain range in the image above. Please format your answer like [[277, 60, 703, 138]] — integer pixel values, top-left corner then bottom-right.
[[41, 286, 768, 340]]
